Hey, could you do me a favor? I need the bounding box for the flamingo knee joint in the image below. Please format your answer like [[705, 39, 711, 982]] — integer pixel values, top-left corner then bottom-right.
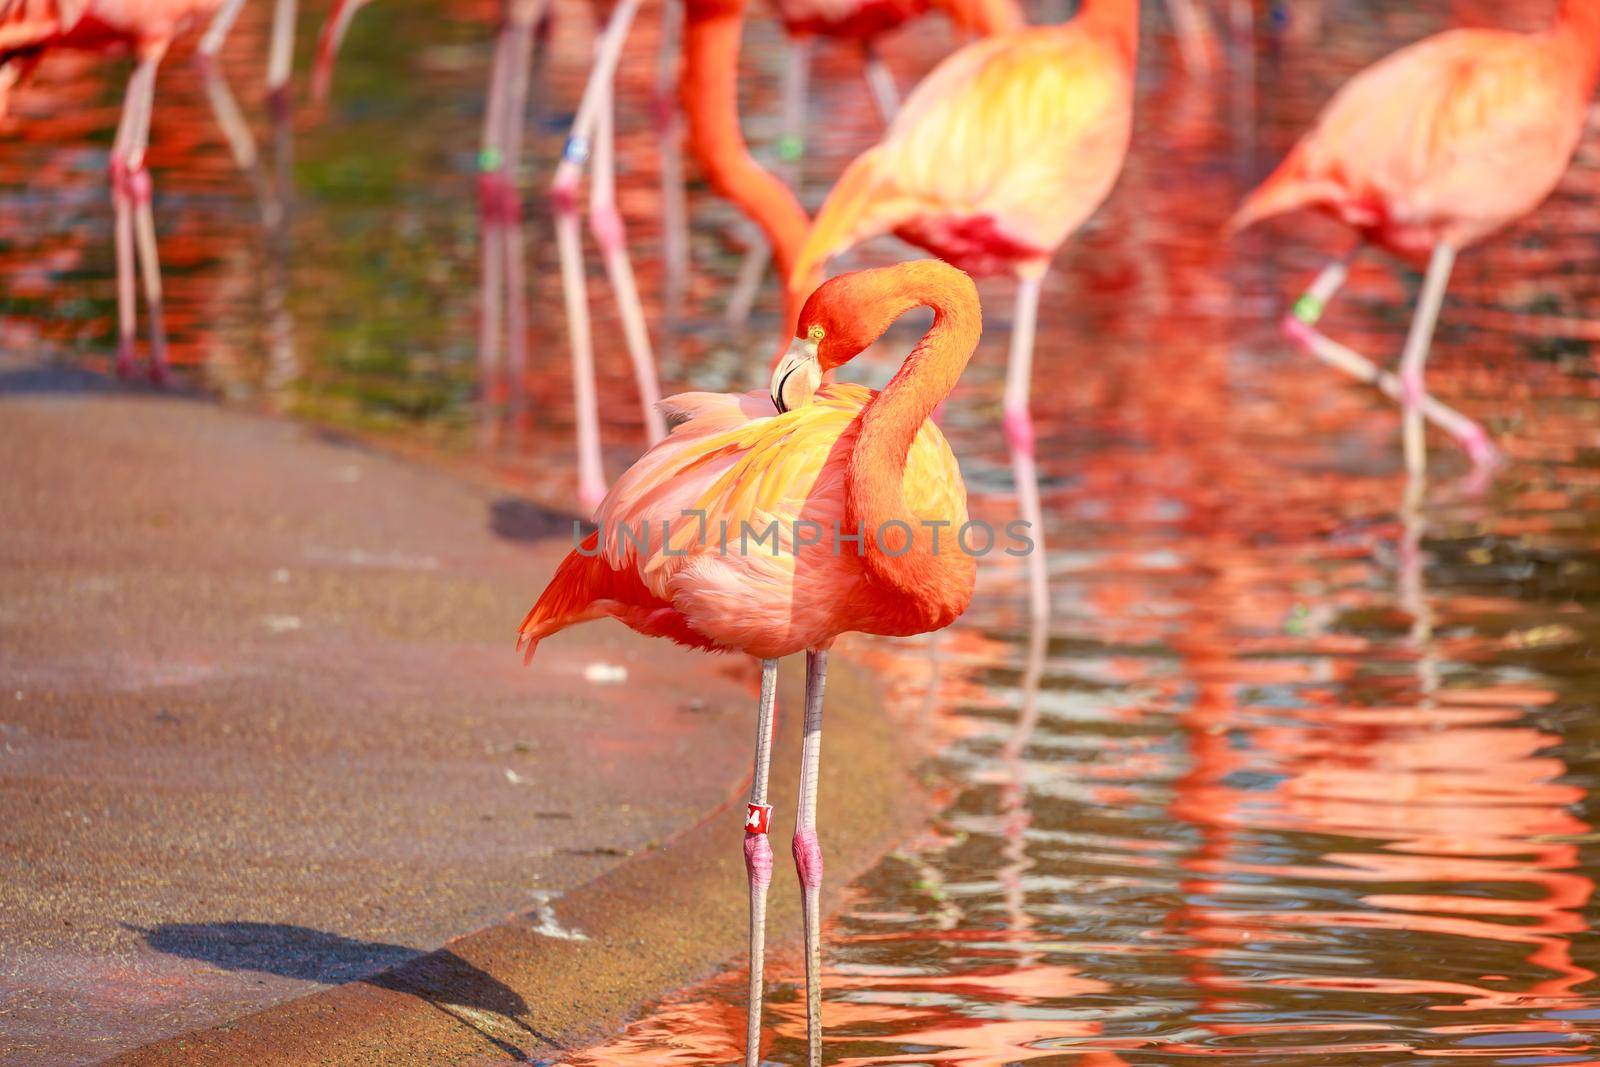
[[744, 833, 774, 889], [1002, 407, 1035, 457], [589, 201, 625, 253], [792, 828, 823, 889]]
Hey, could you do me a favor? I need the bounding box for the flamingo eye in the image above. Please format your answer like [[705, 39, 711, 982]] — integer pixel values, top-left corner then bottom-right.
[[807, 325, 825, 343]]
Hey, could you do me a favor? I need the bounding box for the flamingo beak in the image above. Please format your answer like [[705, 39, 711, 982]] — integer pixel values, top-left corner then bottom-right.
[[770, 336, 821, 414]]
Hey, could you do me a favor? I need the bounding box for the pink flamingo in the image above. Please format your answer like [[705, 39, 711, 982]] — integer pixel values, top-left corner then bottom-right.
[[519, 260, 982, 1067], [1230, 0, 1600, 480]]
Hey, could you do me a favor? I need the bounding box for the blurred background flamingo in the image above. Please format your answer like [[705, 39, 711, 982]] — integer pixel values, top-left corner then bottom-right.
[[1230, 0, 1600, 482]]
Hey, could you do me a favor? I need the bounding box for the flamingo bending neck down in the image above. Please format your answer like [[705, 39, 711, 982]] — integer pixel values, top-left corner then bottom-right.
[[786, 0, 1139, 621], [1230, 0, 1600, 483], [519, 259, 981, 1067]]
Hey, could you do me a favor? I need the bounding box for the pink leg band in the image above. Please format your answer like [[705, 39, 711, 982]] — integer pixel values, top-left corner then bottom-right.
[[744, 834, 773, 889], [792, 828, 823, 889]]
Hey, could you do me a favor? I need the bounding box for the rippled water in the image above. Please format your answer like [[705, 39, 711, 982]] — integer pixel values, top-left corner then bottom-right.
[[5, 0, 1600, 1063]]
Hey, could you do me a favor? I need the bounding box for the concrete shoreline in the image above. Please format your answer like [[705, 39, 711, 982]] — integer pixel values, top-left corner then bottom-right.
[[110, 657, 933, 1065], [0, 358, 944, 1064]]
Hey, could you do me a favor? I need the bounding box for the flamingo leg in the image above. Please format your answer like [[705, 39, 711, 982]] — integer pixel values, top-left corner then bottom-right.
[[861, 42, 899, 123], [724, 37, 808, 329], [266, 0, 296, 123], [1281, 250, 1497, 472], [657, 0, 689, 331], [110, 57, 148, 378], [779, 36, 810, 185], [1165, 0, 1217, 73], [311, 0, 369, 105], [591, 79, 667, 443], [478, 17, 514, 427], [116, 53, 168, 384], [793, 648, 828, 1067], [551, 0, 645, 509], [194, 0, 279, 226], [1004, 275, 1049, 622], [723, 221, 771, 329], [552, 166, 605, 509], [1398, 242, 1456, 482], [266, 0, 296, 214], [742, 657, 779, 1067], [500, 2, 540, 428]]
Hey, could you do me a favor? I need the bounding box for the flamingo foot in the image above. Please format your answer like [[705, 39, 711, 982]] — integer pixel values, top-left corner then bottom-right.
[[1456, 421, 1501, 472], [1454, 423, 1503, 498]]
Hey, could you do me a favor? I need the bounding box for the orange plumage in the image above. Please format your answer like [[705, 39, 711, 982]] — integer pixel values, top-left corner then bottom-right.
[[1230, 0, 1600, 258]]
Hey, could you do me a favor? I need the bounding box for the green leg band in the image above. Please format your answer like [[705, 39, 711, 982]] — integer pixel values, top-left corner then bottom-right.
[[1291, 293, 1325, 326], [777, 135, 804, 164]]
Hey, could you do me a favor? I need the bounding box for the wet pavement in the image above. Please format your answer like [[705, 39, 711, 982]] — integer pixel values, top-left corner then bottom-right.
[[4, 0, 1600, 1063]]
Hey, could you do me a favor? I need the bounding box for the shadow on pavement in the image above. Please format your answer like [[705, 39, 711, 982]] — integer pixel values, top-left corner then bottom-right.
[[0, 359, 200, 398], [489, 496, 574, 543], [134, 922, 558, 1059]]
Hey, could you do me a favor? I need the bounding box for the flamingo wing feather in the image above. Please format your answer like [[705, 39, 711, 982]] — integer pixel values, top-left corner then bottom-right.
[[521, 381, 966, 661], [792, 23, 1134, 290]]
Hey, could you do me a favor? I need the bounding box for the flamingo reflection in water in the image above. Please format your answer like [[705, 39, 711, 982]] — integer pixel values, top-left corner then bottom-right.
[[316, 0, 670, 502], [0, 0, 297, 382], [1165, 523, 1597, 1061]]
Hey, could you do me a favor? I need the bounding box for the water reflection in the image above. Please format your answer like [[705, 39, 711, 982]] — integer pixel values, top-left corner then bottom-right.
[[3, 1, 1599, 1064]]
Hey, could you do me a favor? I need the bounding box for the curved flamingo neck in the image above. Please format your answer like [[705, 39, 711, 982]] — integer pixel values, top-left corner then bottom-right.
[[845, 262, 980, 625], [681, 0, 811, 315]]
